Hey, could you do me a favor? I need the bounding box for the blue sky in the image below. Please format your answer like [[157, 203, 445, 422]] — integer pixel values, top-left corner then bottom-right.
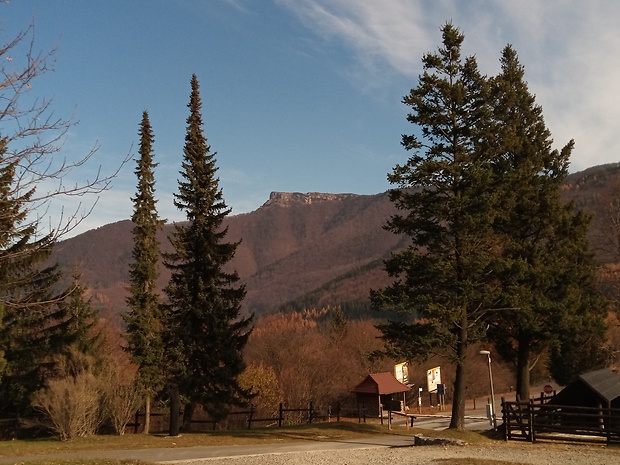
[[3, 1, 620, 237]]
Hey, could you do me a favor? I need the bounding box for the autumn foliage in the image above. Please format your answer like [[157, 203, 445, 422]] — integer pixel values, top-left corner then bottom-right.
[[243, 308, 392, 415]]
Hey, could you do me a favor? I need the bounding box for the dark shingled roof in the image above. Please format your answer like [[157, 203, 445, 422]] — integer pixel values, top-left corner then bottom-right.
[[351, 372, 410, 395], [579, 368, 620, 403]]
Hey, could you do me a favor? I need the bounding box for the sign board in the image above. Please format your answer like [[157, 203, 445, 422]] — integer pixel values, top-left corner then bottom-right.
[[437, 383, 445, 395], [543, 384, 554, 395], [394, 362, 409, 384], [426, 366, 441, 392]]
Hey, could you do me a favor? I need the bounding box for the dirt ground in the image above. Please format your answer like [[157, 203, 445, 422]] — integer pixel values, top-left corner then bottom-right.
[[189, 442, 620, 465]]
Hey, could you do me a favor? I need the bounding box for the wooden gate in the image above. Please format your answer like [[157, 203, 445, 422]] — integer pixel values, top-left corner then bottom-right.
[[502, 397, 620, 444]]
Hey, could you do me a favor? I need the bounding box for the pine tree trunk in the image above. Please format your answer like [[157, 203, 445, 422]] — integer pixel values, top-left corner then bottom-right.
[[516, 331, 531, 401], [143, 394, 151, 434], [169, 384, 180, 436], [449, 313, 468, 430]]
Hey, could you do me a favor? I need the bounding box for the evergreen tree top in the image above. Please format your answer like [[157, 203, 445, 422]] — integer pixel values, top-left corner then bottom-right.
[[175, 75, 230, 224]]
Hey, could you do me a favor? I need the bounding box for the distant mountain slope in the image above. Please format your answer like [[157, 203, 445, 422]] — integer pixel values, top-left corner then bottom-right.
[[53, 191, 404, 318], [562, 162, 620, 263], [53, 164, 620, 323], [230, 192, 406, 313]]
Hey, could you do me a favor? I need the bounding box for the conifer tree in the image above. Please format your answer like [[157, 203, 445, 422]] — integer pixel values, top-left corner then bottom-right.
[[163, 75, 252, 433], [371, 24, 499, 430], [487, 46, 607, 398], [0, 17, 130, 416], [48, 273, 104, 377], [124, 111, 165, 434], [0, 140, 66, 415]]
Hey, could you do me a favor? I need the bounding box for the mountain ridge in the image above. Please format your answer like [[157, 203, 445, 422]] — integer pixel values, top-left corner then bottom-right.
[[52, 164, 620, 324], [53, 191, 402, 320]]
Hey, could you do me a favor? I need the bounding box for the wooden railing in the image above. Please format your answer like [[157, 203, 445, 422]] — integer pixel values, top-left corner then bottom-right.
[[247, 402, 318, 429], [131, 402, 324, 432], [502, 397, 620, 444]]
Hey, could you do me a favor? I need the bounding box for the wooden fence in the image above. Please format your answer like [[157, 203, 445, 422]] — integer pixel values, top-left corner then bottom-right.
[[132, 402, 332, 433], [502, 397, 620, 444], [246, 402, 321, 429]]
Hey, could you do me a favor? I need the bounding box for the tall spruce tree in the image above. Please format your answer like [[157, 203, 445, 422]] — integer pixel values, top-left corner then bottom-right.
[[0, 139, 67, 415], [487, 46, 607, 398], [124, 111, 165, 434], [163, 75, 252, 433], [371, 24, 500, 430]]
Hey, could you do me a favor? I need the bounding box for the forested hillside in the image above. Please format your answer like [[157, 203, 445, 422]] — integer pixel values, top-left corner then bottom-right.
[[52, 164, 620, 325], [562, 162, 620, 263], [52, 191, 406, 321]]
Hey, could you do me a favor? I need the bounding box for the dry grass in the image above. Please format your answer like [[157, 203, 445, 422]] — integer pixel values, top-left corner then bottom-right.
[[0, 422, 496, 465], [0, 422, 398, 455]]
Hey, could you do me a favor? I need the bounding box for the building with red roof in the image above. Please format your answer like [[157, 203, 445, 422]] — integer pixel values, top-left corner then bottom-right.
[[351, 372, 411, 417]]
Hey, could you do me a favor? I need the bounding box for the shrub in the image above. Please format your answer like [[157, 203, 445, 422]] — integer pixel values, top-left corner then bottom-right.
[[239, 363, 283, 417], [100, 364, 143, 435], [31, 371, 103, 441]]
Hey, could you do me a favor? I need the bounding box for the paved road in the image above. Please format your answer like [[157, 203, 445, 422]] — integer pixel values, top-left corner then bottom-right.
[[383, 410, 493, 432], [411, 413, 492, 431], [0, 435, 416, 464], [0, 413, 493, 464]]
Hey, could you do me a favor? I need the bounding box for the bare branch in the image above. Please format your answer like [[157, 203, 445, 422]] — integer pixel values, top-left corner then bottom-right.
[[0, 21, 131, 246]]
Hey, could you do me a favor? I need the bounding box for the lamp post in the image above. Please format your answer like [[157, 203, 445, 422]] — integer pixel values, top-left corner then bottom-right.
[[479, 350, 497, 430]]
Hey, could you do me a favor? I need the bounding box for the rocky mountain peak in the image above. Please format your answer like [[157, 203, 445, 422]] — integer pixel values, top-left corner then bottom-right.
[[262, 191, 359, 207]]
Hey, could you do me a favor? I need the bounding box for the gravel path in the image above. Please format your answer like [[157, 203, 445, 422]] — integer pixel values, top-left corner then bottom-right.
[[172, 442, 620, 465]]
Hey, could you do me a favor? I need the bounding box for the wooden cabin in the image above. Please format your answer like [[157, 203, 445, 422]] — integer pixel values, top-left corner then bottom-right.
[[351, 372, 410, 417], [550, 368, 620, 410], [543, 368, 620, 431]]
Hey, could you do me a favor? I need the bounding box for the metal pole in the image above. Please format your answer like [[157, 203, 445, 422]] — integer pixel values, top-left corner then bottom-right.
[[487, 353, 497, 430], [480, 350, 497, 430]]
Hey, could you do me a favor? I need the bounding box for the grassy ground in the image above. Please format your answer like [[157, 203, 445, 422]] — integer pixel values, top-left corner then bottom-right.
[[0, 421, 496, 465]]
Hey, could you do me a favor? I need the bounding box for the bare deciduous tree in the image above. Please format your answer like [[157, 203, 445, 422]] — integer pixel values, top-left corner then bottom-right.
[[244, 309, 391, 415], [0, 19, 130, 414], [100, 364, 143, 436], [0, 21, 129, 244]]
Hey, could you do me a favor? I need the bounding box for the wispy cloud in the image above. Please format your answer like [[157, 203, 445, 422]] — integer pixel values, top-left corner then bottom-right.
[[275, 0, 439, 82], [275, 0, 620, 171]]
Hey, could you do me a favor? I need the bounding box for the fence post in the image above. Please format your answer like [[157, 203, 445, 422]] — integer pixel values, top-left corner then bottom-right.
[[528, 399, 535, 443], [605, 406, 610, 444], [308, 402, 314, 423], [278, 403, 283, 427], [134, 410, 140, 434], [500, 397, 506, 441], [337, 402, 341, 422], [247, 405, 254, 430]]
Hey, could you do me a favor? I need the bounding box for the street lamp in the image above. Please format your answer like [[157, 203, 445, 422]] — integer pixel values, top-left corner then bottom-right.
[[479, 350, 497, 430]]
